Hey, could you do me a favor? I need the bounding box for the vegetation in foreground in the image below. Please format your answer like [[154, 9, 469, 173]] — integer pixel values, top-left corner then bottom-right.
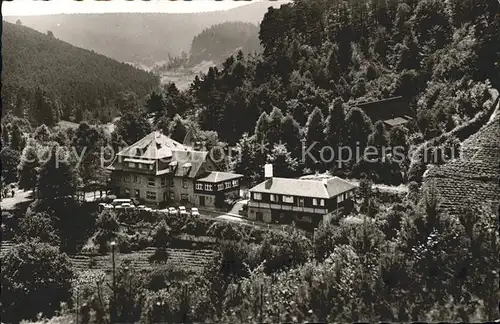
[[2, 181, 498, 322]]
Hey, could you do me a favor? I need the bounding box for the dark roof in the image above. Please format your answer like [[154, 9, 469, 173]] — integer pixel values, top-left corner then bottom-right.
[[169, 150, 211, 178], [249, 177, 356, 199], [197, 172, 243, 183], [424, 116, 500, 215], [117, 131, 191, 159], [355, 96, 405, 109]]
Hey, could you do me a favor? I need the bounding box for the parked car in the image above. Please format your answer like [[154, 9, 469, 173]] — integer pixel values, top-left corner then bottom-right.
[[190, 207, 200, 217], [104, 195, 117, 203], [122, 202, 134, 210], [136, 205, 146, 210], [98, 203, 115, 212], [144, 207, 153, 212], [112, 198, 132, 207], [178, 206, 188, 216], [168, 207, 178, 216]]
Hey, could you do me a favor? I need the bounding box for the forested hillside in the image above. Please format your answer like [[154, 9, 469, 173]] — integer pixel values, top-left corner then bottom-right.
[[146, 0, 499, 185], [189, 22, 261, 66], [1, 21, 159, 125], [4, 1, 289, 65]]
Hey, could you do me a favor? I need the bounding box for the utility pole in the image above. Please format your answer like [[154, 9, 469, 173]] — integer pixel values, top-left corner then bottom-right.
[[110, 241, 117, 324], [75, 286, 79, 324], [260, 283, 264, 323]]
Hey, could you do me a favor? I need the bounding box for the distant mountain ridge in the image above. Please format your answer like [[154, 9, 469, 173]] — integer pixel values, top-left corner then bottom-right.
[[4, 1, 289, 65], [1, 21, 159, 124], [189, 22, 261, 66]]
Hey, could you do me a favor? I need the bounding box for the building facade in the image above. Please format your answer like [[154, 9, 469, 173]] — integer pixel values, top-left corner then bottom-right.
[[107, 131, 243, 207], [248, 176, 356, 227]]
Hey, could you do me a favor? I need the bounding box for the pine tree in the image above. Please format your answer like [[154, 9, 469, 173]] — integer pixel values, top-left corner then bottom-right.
[[281, 115, 302, 159], [10, 124, 25, 151], [267, 107, 284, 146], [254, 112, 270, 146], [116, 111, 152, 145], [305, 107, 325, 170], [267, 144, 299, 178], [367, 120, 389, 159], [168, 115, 187, 143], [234, 133, 259, 185], [325, 97, 347, 152], [345, 108, 373, 153], [2, 123, 11, 147], [37, 145, 79, 201], [18, 139, 40, 191], [33, 124, 51, 143], [146, 91, 165, 115]]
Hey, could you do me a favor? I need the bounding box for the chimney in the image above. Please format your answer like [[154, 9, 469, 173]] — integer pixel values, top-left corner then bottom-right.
[[264, 164, 273, 180]]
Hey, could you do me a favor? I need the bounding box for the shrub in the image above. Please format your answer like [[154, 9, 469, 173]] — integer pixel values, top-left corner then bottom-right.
[[1, 241, 74, 323]]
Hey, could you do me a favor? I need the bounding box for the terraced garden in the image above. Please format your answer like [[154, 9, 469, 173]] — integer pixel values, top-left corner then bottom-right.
[[70, 247, 218, 273], [1, 240, 218, 274]]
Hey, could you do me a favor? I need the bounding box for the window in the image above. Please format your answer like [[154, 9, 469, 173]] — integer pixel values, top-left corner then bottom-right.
[[133, 175, 139, 183], [138, 164, 143, 169], [169, 192, 175, 200], [170, 180, 175, 187], [124, 188, 130, 196], [313, 198, 325, 206], [146, 191, 156, 200], [128, 162, 135, 168], [313, 198, 317, 206], [205, 184, 213, 191], [196, 183, 203, 190], [232, 180, 238, 187], [270, 194, 277, 202], [282, 195, 294, 203], [181, 194, 188, 201], [253, 192, 262, 200], [149, 165, 153, 170], [148, 177, 155, 187], [337, 194, 344, 203], [320, 199, 325, 206], [182, 179, 188, 189], [161, 177, 166, 186], [218, 183, 224, 191], [124, 175, 131, 183], [134, 189, 140, 197], [298, 198, 305, 207], [225, 182, 231, 189]]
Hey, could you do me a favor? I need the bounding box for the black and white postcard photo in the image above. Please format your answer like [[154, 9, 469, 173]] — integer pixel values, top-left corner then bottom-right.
[[1, 0, 499, 323]]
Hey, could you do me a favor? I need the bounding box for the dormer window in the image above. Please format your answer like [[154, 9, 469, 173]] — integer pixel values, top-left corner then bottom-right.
[[169, 161, 178, 173], [183, 163, 192, 175]]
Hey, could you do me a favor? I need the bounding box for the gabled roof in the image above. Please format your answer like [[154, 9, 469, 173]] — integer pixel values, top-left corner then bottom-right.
[[249, 177, 356, 199], [117, 131, 191, 160], [169, 150, 210, 178], [197, 172, 243, 183]]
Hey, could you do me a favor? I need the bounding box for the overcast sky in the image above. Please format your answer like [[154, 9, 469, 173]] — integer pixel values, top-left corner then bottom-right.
[[2, 0, 267, 16]]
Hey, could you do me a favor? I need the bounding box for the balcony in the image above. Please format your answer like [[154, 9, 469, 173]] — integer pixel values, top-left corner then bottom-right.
[[248, 201, 328, 215]]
